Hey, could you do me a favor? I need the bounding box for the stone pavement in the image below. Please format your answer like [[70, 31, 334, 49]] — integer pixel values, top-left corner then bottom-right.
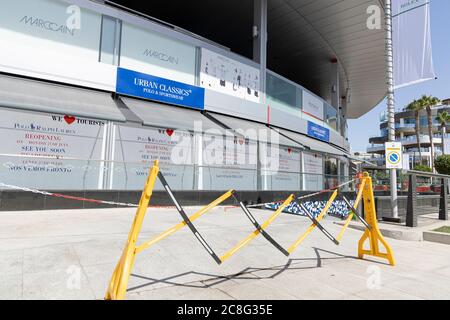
[[0, 206, 449, 300]]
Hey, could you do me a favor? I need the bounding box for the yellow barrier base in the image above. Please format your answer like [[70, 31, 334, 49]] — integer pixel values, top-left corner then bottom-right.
[[357, 173, 395, 266], [105, 160, 235, 300]]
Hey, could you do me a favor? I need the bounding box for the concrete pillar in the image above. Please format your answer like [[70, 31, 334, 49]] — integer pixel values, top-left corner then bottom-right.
[[253, 0, 268, 95]]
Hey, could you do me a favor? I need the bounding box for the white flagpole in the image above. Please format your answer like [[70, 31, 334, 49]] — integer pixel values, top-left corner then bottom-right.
[[385, 0, 399, 219]]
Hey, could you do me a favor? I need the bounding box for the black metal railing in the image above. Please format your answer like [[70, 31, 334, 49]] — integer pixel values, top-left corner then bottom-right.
[[361, 165, 449, 227], [404, 170, 449, 227]]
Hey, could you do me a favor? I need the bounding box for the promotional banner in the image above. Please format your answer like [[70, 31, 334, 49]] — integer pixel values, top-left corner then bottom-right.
[[202, 135, 258, 191], [259, 142, 301, 191], [200, 48, 260, 103], [116, 67, 205, 110], [271, 146, 301, 191], [112, 125, 195, 190], [303, 152, 323, 191], [0, 108, 105, 190], [393, 0, 435, 89]]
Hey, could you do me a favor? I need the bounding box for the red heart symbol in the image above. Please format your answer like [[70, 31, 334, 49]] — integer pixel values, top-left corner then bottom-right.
[[287, 148, 292, 154], [64, 115, 76, 125], [166, 129, 174, 137]]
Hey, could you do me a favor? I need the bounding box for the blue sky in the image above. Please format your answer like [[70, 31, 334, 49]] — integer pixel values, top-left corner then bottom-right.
[[348, 0, 450, 152]]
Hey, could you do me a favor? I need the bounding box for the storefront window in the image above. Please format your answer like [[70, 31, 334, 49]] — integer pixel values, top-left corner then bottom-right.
[[120, 22, 197, 84], [324, 156, 338, 189], [99, 15, 121, 65], [324, 103, 338, 131], [266, 73, 299, 110]]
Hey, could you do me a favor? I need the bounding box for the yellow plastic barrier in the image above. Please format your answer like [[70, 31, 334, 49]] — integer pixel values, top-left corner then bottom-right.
[[358, 172, 395, 266], [336, 178, 366, 242], [287, 190, 338, 254], [105, 161, 234, 300], [285, 173, 394, 265], [106, 168, 394, 300], [135, 190, 234, 254], [220, 194, 295, 263], [105, 160, 160, 300]]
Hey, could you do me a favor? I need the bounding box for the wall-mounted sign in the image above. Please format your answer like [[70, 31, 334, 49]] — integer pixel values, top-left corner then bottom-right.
[[112, 125, 195, 190], [0, 108, 105, 190], [307, 121, 330, 142], [302, 91, 324, 120], [200, 48, 260, 103], [116, 67, 205, 110], [120, 23, 197, 85], [0, 0, 115, 91], [303, 152, 323, 191], [202, 135, 258, 191], [385, 142, 403, 169]]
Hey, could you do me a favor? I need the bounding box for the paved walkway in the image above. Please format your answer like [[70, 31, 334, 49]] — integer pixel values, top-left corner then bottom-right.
[[0, 206, 449, 300]]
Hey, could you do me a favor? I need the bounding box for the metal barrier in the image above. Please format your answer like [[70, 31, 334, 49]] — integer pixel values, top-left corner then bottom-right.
[[105, 163, 394, 300], [405, 170, 450, 227], [362, 165, 449, 227]]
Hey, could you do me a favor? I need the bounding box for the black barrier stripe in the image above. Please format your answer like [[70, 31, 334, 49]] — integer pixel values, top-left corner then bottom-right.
[[232, 194, 290, 257], [157, 172, 222, 265], [298, 203, 340, 245], [341, 196, 372, 231]]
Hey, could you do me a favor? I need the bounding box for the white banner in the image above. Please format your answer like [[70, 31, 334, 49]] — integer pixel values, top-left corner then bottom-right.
[[112, 125, 195, 190], [393, 0, 436, 89], [303, 152, 323, 191], [200, 48, 260, 103], [0, 108, 105, 190], [202, 136, 258, 191]]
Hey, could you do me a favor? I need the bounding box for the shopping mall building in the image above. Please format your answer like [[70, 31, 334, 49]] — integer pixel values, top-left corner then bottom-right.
[[0, 0, 388, 208]]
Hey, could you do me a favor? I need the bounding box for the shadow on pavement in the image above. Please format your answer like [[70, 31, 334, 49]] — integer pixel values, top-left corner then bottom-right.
[[127, 247, 360, 292]]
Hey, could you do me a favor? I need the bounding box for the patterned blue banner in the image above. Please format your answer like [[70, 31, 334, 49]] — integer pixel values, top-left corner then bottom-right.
[[307, 121, 330, 142], [116, 67, 205, 110]]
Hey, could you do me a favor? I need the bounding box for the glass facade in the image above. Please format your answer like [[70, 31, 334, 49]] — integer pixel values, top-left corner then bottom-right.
[[0, 0, 350, 192]]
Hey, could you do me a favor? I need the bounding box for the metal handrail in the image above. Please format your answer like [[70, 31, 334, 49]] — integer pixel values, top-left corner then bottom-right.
[[361, 165, 450, 179], [403, 170, 450, 179]]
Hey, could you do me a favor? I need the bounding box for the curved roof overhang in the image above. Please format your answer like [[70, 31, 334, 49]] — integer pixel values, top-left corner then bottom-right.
[[267, 0, 387, 119]]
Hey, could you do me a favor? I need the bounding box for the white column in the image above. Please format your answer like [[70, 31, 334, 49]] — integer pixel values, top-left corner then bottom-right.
[[385, 0, 399, 219]]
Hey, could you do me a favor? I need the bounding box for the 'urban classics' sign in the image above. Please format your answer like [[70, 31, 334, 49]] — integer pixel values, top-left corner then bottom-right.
[[116, 68, 205, 110], [307, 121, 330, 142]]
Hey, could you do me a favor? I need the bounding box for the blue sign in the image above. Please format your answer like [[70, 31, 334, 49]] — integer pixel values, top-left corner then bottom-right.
[[389, 153, 399, 163], [307, 121, 330, 142], [116, 67, 205, 110]]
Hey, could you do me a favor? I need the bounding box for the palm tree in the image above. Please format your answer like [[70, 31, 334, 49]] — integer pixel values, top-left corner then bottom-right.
[[417, 95, 441, 171], [436, 111, 450, 155], [406, 99, 424, 165]]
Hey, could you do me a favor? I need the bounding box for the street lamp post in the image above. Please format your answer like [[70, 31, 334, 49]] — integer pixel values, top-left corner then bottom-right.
[[385, 0, 399, 220]]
